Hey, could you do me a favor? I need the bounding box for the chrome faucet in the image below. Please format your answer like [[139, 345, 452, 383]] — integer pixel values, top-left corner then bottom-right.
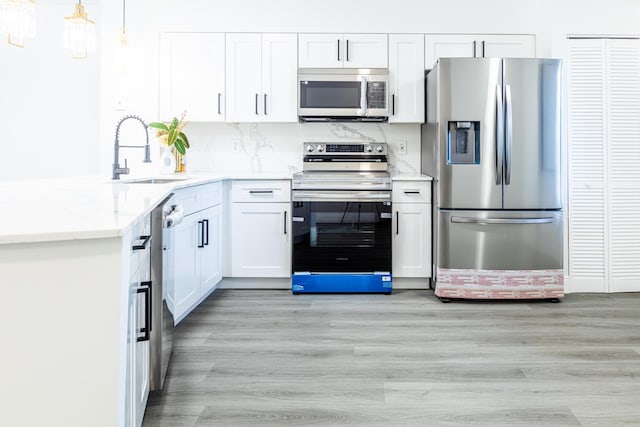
[[112, 114, 151, 180]]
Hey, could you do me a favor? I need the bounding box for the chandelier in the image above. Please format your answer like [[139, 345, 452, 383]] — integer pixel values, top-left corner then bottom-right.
[[63, 0, 95, 59], [0, 0, 36, 47]]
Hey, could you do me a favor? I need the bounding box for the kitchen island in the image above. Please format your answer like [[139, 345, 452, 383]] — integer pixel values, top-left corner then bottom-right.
[[0, 173, 264, 427]]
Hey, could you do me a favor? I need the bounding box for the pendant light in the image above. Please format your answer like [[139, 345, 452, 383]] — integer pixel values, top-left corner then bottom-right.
[[116, 0, 129, 76], [63, 0, 95, 59], [0, 0, 36, 47]]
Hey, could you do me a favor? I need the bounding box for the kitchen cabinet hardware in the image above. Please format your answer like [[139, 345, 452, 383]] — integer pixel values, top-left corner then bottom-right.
[[284, 211, 287, 234], [136, 282, 151, 342], [481, 40, 486, 57], [392, 94, 395, 115], [346, 39, 349, 61], [403, 190, 421, 195], [337, 39, 340, 61], [396, 211, 399, 234], [264, 94, 267, 115], [249, 189, 274, 194], [472, 40, 477, 57], [255, 93, 259, 115], [198, 220, 205, 248], [203, 219, 209, 246], [132, 235, 151, 250], [217, 93, 222, 115]]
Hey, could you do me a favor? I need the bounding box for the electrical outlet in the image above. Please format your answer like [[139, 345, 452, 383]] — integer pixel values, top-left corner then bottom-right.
[[398, 141, 407, 155]]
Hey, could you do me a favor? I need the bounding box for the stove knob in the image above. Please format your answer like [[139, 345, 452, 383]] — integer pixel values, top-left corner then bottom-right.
[[317, 144, 325, 152], [306, 144, 314, 152], [376, 145, 384, 153], [365, 145, 373, 153]]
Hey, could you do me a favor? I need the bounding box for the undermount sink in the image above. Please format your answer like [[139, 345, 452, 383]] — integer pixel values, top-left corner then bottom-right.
[[123, 177, 189, 184]]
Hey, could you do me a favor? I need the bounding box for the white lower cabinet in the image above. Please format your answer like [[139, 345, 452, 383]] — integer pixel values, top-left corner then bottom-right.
[[168, 182, 223, 323], [392, 181, 432, 278], [124, 216, 151, 427], [230, 180, 291, 277]]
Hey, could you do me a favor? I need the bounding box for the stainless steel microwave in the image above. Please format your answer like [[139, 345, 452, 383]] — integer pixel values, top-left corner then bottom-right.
[[297, 68, 389, 122]]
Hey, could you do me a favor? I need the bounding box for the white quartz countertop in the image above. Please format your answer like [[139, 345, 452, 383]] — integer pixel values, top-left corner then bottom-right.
[[0, 172, 291, 245], [391, 174, 433, 181], [1, 171, 430, 245]]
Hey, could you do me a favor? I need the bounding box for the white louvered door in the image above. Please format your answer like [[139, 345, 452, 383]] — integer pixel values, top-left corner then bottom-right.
[[606, 39, 640, 292], [568, 38, 640, 293]]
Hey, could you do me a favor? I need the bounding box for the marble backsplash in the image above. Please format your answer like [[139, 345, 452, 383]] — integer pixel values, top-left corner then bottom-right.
[[181, 122, 422, 176]]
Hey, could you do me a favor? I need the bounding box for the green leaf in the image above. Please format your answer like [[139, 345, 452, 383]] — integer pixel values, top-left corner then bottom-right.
[[167, 128, 178, 146], [170, 117, 179, 131], [174, 139, 186, 155], [179, 132, 190, 148], [147, 122, 168, 131]]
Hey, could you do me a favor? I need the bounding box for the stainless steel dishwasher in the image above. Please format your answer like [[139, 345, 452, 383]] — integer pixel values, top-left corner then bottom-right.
[[149, 194, 182, 391]]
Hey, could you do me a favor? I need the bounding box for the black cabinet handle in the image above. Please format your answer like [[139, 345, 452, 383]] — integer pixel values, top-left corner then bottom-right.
[[337, 39, 340, 61], [404, 190, 420, 195], [396, 211, 399, 235], [346, 39, 349, 61], [203, 219, 209, 246], [249, 190, 274, 194], [255, 93, 259, 115], [482, 40, 486, 57], [472, 40, 477, 58], [136, 282, 151, 342], [264, 94, 267, 115], [392, 94, 395, 115], [217, 93, 222, 115], [284, 211, 287, 235], [197, 220, 205, 248], [132, 235, 150, 250]]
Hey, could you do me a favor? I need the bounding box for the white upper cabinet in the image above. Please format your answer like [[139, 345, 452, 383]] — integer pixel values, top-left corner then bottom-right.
[[158, 33, 225, 122], [226, 33, 297, 122], [425, 34, 535, 68], [298, 33, 388, 68], [388, 34, 425, 123]]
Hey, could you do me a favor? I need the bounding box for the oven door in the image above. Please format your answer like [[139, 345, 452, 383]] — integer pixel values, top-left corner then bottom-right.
[[291, 191, 392, 274]]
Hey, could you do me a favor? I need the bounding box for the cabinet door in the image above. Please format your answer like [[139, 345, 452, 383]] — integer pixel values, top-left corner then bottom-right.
[[172, 216, 200, 320], [425, 34, 477, 68], [389, 34, 424, 123], [199, 205, 223, 295], [226, 33, 262, 121], [261, 34, 298, 122], [125, 285, 136, 427], [231, 202, 291, 277], [134, 288, 149, 427], [158, 33, 225, 122], [392, 203, 431, 278], [480, 34, 535, 58], [298, 33, 343, 68], [343, 34, 388, 68]]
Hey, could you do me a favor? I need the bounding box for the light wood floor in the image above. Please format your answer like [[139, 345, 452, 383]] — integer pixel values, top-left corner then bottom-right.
[[143, 290, 640, 427]]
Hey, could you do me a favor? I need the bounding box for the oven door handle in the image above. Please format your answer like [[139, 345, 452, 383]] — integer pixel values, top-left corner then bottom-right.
[[292, 190, 391, 202]]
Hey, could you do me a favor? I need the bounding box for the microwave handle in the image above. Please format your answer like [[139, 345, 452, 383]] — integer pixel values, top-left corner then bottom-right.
[[360, 76, 367, 116]]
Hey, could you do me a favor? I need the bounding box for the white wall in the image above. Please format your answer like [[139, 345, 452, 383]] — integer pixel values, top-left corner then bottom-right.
[[0, 0, 100, 182]]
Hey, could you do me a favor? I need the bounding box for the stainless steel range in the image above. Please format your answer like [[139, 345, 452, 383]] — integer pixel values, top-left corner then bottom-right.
[[291, 142, 392, 294]]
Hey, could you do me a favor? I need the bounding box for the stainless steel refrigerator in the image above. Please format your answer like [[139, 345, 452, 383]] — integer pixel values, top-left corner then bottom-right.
[[421, 57, 564, 300]]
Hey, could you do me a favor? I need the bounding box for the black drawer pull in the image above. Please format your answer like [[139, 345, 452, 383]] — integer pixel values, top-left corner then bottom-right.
[[132, 235, 150, 250]]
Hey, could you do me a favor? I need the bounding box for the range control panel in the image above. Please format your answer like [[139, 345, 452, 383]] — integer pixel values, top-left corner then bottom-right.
[[303, 142, 387, 156]]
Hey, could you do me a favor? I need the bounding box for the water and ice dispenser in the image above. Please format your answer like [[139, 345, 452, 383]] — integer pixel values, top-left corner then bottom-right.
[[447, 121, 480, 164]]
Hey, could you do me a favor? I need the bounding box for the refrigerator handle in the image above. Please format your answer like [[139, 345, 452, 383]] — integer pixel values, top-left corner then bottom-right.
[[505, 84, 513, 185], [451, 216, 554, 225], [495, 85, 504, 185]]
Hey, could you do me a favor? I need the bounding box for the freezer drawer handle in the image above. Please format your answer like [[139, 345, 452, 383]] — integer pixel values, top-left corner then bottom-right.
[[451, 216, 554, 225]]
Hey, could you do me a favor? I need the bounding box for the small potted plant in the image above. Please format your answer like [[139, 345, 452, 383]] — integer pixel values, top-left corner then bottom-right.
[[148, 111, 190, 173]]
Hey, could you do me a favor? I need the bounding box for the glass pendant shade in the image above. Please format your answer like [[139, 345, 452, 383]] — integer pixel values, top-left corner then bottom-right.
[[63, 2, 95, 59], [0, 0, 36, 47]]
